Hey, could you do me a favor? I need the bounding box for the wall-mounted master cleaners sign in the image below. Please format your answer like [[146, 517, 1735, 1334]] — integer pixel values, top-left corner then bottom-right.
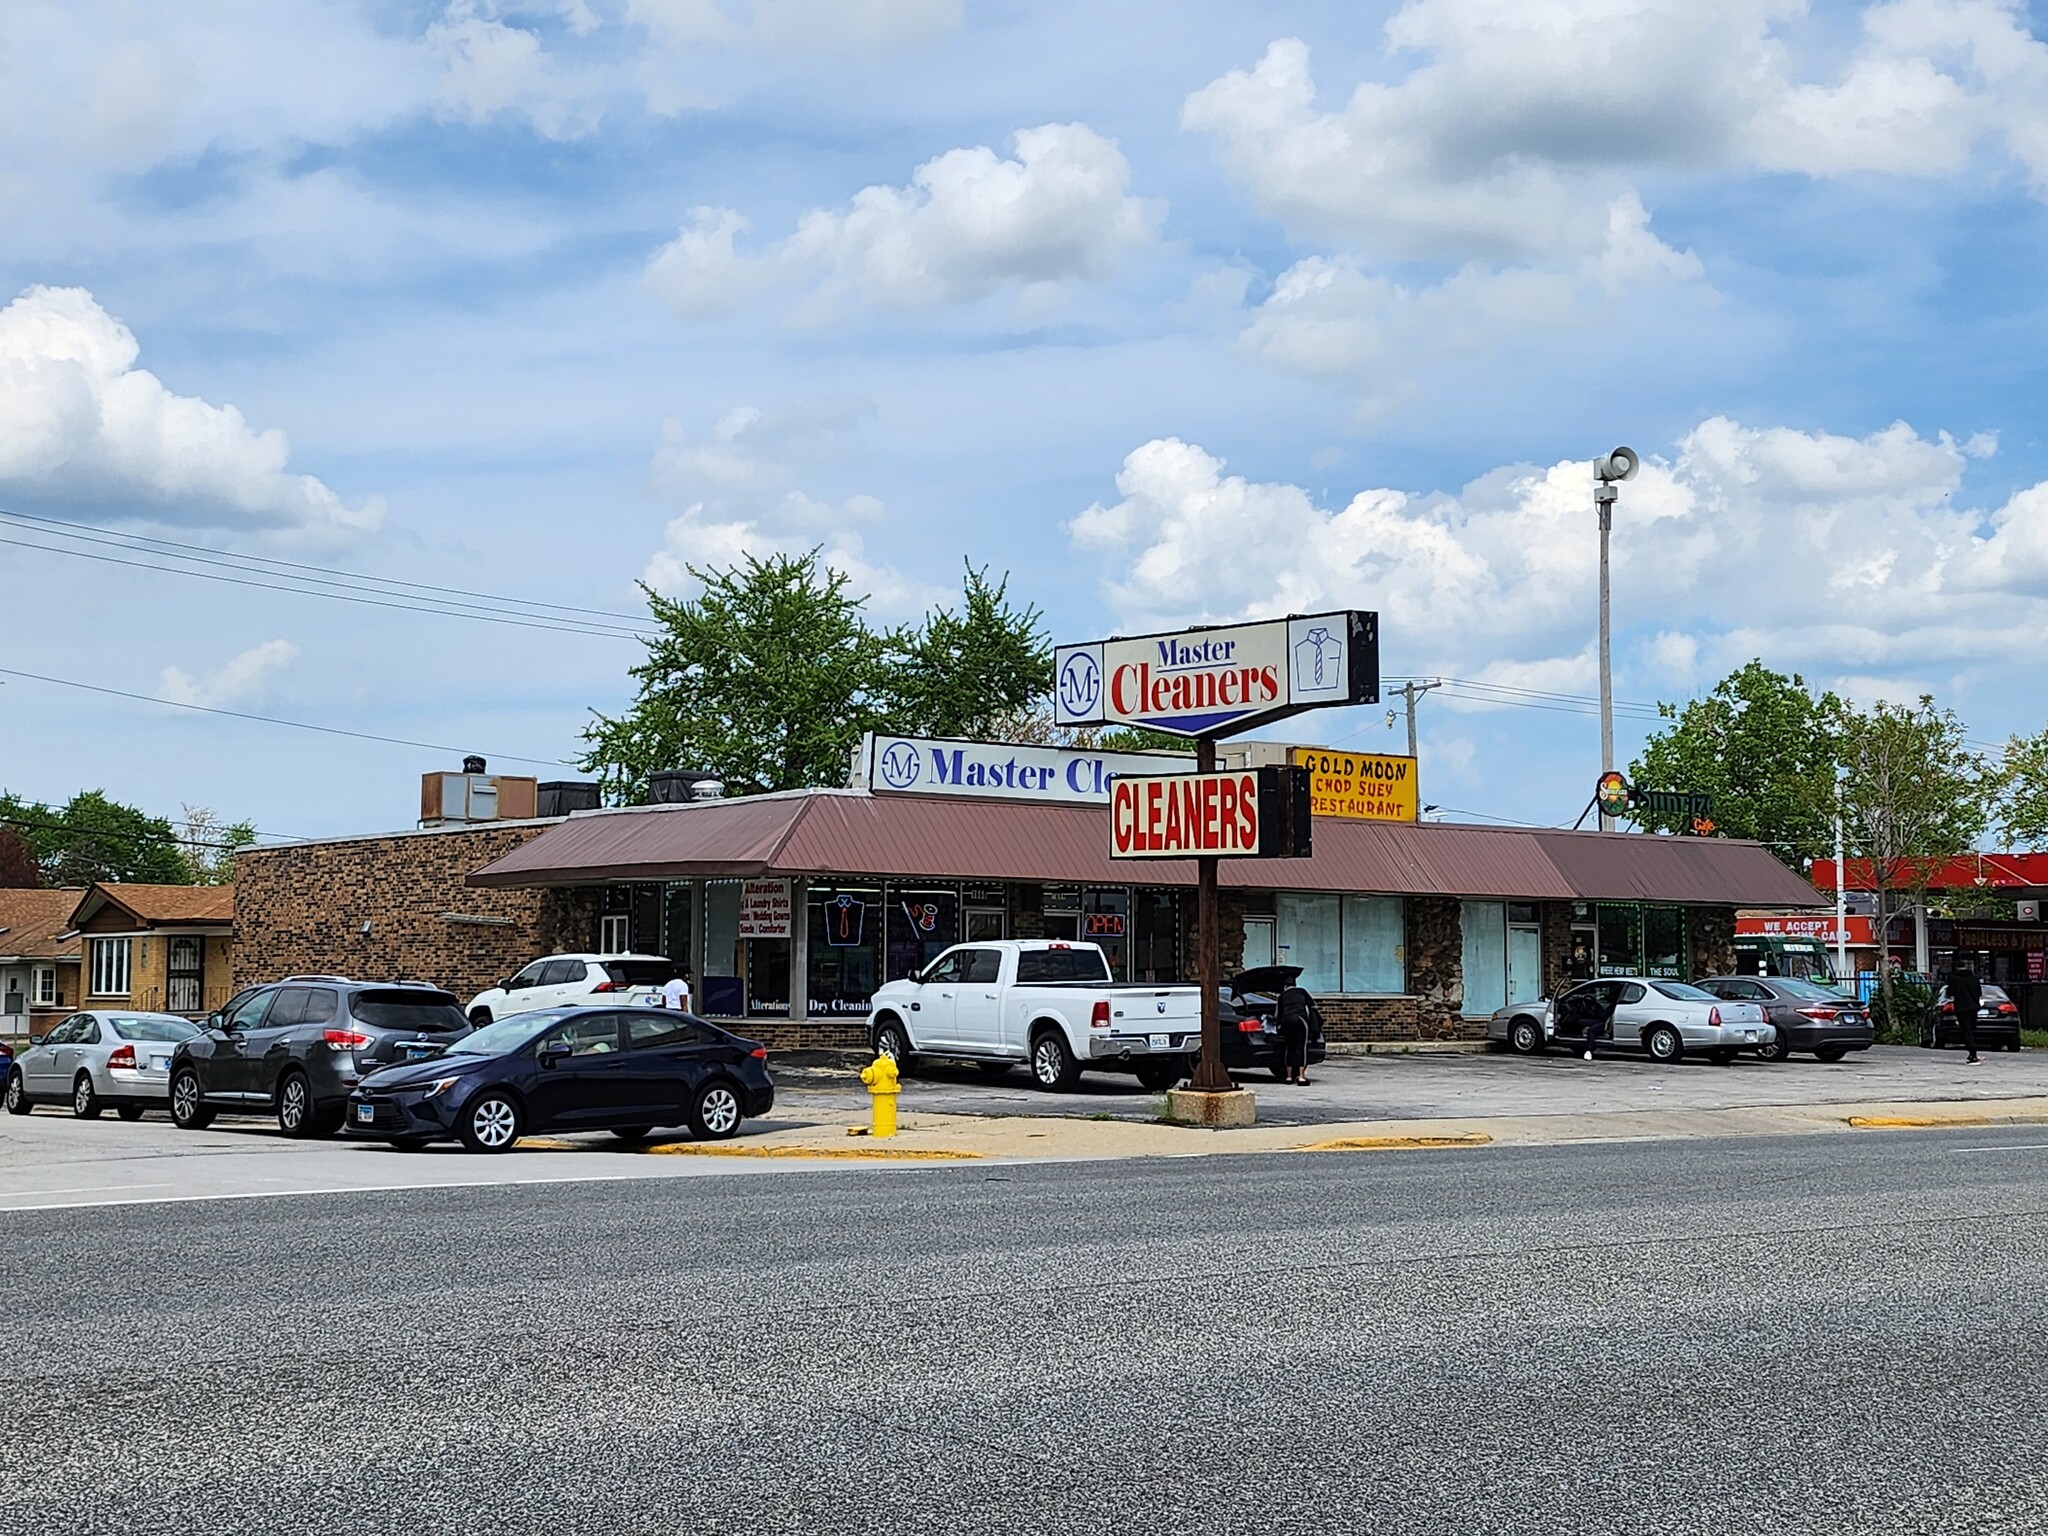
[[855, 735, 1195, 805], [1054, 612, 1378, 737]]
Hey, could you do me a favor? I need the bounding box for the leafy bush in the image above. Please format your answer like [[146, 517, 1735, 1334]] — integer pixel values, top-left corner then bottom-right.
[[1868, 978, 1933, 1045]]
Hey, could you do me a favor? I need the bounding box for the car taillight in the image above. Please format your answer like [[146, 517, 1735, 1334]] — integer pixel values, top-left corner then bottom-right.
[[106, 1044, 136, 1070], [1709, 1006, 1721, 1026], [750, 1047, 768, 1059], [1090, 1001, 1110, 1029], [591, 980, 620, 992], [1796, 1006, 1840, 1020], [1237, 1019, 1263, 1033], [1998, 1002, 2019, 1015], [1940, 1002, 1955, 1013], [323, 1029, 373, 1051]]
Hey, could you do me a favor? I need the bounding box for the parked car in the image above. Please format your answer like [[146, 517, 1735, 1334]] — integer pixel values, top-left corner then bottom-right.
[[5, 1011, 200, 1119], [866, 939, 1201, 1091], [464, 954, 673, 1025], [347, 1006, 774, 1152], [1927, 983, 2024, 1052], [1697, 976, 1874, 1062], [1219, 965, 1327, 1080], [169, 980, 472, 1138], [1488, 977, 1773, 1064]]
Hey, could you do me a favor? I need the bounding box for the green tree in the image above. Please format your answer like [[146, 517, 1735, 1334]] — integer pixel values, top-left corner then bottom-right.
[[1836, 695, 1989, 1018], [0, 790, 191, 886], [178, 805, 257, 885], [1630, 661, 1844, 869], [888, 565, 1053, 739], [581, 550, 894, 800], [1996, 726, 2048, 849], [0, 828, 40, 888]]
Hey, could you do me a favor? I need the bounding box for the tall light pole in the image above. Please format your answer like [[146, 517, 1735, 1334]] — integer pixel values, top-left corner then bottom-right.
[[1592, 446, 1640, 831]]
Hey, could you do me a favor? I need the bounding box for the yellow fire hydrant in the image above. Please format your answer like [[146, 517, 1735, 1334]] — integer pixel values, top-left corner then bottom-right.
[[858, 1053, 901, 1139]]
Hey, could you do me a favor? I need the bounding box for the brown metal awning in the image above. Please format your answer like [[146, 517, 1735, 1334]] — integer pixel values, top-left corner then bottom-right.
[[467, 789, 1825, 908]]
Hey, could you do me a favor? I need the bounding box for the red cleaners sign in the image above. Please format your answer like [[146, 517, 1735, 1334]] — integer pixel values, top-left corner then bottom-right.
[[1108, 766, 1311, 860]]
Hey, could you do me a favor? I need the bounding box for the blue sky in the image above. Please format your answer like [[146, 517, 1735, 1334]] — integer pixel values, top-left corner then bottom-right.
[[3, 0, 2047, 844]]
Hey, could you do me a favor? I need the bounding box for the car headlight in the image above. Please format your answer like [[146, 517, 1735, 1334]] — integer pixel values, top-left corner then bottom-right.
[[420, 1076, 461, 1099]]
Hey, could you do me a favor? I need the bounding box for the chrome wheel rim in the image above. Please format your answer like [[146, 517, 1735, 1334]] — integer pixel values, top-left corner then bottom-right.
[[473, 1099, 517, 1148], [4, 1075, 19, 1109], [701, 1087, 739, 1134], [1034, 1040, 1059, 1083], [1512, 1023, 1535, 1052], [280, 1078, 306, 1130], [74, 1078, 91, 1114], [172, 1076, 197, 1119], [878, 1028, 903, 1061], [1651, 1033, 1676, 1060]]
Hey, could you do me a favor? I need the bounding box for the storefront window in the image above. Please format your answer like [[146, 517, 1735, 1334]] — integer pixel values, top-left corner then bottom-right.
[[965, 883, 1009, 942], [661, 883, 691, 968], [747, 939, 790, 1017], [1039, 884, 1080, 942], [699, 881, 744, 1016], [1644, 906, 1687, 979], [1131, 889, 1181, 982], [1461, 900, 1507, 1015], [808, 885, 882, 1018], [1341, 896, 1405, 994], [1277, 893, 1407, 994], [1277, 894, 1342, 993], [1597, 904, 1642, 976], [1082, 888, 1131, 979], [885, 886, 959, 982]]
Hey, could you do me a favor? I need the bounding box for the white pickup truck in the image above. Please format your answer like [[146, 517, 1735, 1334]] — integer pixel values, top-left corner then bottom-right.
[[865, 939, 1202, 1092]]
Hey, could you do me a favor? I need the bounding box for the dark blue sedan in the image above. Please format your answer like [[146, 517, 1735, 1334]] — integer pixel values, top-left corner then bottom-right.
[[346, 1006, 775, 1153]]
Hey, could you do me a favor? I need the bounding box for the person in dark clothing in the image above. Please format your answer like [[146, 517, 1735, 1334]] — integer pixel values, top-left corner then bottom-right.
[[1948, 964, 1983, 1064], [1277, 985, 1316, 1085]]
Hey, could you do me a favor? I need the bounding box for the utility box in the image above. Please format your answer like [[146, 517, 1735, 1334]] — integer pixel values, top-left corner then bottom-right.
[[421, 768, 538, 827], [537, 781, 602, 818]]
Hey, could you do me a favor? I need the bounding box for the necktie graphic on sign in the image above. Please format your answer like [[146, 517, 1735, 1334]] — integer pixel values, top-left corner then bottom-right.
[[1054, 612, 1378, 736]]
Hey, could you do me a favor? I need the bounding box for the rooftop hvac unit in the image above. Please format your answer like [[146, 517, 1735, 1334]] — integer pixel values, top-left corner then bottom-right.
[[648, 770, 727, 805], [537, 781, 603, 818], [421, 770, 539, 826]]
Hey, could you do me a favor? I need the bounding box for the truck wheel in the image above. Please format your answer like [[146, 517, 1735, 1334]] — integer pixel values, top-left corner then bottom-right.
[[1030, 1030, 1079, 1092], [873, 1017, 916, 1075]]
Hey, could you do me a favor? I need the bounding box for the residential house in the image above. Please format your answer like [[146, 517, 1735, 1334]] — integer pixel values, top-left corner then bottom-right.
[[0, 888, 85, 1042], [71, 884, 236, 1018]]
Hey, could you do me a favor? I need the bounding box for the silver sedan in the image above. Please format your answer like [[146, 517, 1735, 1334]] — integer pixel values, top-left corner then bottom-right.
[[1489, 977, 1773, 1064], [5, 1010, 202, 1119]]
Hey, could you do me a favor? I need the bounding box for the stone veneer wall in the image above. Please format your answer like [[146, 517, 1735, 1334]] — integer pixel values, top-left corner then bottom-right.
[[1690, 906, 1737, 979], [231, 824, 582, 1001], [1540, 901, 1580, 996]]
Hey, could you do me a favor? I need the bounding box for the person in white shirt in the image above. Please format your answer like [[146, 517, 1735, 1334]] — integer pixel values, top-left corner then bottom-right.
[[660, 966, 692, 1013]]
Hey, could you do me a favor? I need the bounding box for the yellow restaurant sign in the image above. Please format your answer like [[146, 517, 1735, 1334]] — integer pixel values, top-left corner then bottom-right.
[[1288, 748, 1419, 823]]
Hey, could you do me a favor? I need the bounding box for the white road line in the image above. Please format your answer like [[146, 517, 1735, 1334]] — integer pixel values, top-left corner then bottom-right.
[[1952, 1144, 2048, 1154], [0, 1182, 179, 1200]]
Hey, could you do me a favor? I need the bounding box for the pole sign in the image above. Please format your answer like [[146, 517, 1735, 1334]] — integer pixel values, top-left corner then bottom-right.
[[1055, 612, 1378, 738], [1289, 748, 1418, 823], [854, 734, 1193, 805], [1109, 766, 1311, 860]]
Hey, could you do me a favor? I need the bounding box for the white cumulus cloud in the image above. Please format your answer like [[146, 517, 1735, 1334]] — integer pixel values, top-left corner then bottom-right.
[[157, 639, 301, 709], [644, 123, 1160, 319], [0, 285, 382, 534], [1069, 414, 2048, 702]]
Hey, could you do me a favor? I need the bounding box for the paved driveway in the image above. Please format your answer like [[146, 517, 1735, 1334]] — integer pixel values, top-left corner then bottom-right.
[[779, 1042, 2048, 1126]]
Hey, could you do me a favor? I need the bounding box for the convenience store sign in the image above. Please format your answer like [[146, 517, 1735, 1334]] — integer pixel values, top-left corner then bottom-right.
[[1289, 748, 1418, 823]]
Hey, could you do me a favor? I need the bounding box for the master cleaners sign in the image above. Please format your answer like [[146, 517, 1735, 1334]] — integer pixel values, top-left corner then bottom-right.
[[855, 734, 1191, 805], [1290, 748, 1418, 823], [1055, 612, 1378, 737], [1109, 767, 1311, 860]]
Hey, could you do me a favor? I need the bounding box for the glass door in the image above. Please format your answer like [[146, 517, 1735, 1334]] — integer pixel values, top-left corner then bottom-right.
[[1507, 925, 1542, 1004]]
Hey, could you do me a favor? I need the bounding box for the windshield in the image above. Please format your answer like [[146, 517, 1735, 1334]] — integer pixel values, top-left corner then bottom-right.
[[1651, 981, 1719, 1002], [1778, 978, 1853, 1001], [349, 993, 467, 1033], [448, 1012, 570, 1055], [107, 1016, 199, 1043]]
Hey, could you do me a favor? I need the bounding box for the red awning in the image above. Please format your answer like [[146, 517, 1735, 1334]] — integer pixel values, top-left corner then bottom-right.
[[468, 789, 1825, 908]]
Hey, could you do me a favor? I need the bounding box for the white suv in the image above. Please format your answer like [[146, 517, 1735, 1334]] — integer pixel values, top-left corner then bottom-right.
[[465, 954, 675, 1025]]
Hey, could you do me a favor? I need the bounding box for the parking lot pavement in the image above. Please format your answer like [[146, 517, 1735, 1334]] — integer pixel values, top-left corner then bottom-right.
[[778, 1042, 2048, 1126]]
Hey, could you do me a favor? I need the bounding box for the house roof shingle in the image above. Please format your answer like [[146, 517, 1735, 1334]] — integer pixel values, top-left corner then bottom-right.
[[0, 888, 86, 962], [69, 883, 235, 930]]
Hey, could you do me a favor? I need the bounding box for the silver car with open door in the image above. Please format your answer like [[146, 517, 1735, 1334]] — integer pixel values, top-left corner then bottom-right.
[[5, 1010, 202, 1119], [1491, 977, 1772, 1064]]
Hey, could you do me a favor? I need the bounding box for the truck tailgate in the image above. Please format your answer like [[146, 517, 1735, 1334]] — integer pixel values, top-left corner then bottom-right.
[[1105, 989, 1201, 1031]]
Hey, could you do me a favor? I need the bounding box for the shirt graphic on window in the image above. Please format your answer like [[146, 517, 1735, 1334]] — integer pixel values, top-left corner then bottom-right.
[[825, 894, 867, 948]]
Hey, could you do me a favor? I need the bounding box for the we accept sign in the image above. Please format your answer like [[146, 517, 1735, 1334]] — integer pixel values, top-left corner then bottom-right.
[[1054, 612, 1378, 737]]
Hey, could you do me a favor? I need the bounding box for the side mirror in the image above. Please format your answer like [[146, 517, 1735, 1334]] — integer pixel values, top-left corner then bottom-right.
[[28, 1034, 44, 1047], [539, 1040, 570, 1069]]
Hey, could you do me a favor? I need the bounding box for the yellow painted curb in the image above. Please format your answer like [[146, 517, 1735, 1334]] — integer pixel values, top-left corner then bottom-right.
[[1299, 1132, 1494, 1152], [644, 1142, 981, 1161], [516, 1137, 583, 1150], [1845, 1113, 2048, 1129]]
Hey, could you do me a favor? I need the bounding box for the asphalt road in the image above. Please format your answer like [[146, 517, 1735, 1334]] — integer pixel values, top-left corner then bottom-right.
[[5, 1128, 2046, 1535]]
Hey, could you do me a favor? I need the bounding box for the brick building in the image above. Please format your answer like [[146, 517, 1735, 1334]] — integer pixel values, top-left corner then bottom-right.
[[233, 782, 1819, 1051]]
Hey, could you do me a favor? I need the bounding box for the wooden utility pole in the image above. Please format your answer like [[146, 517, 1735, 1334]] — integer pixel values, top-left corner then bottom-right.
[[1395, 679, 1441, 761], [1189, 734, 1231, 1092]]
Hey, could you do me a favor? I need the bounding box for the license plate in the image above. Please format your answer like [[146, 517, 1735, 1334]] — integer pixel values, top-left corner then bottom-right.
[[355, 1103, 375, 1123], [1148, 1033, 1170, 1051], [1743, 1030, 1757, 1042]]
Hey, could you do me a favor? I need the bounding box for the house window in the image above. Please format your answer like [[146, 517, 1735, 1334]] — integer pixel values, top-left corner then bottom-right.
[[31, 966, 56, 1006], [89, 938, 131, 998], [1276, 894, 1407, 994]]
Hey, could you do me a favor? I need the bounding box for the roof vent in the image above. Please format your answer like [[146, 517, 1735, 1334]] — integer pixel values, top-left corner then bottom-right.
[[648, 770, 727, 805], [462, 754, 487, 775]]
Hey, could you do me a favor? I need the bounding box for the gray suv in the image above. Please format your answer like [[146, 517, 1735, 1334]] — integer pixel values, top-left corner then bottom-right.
[[169, 979, 471, 1138]]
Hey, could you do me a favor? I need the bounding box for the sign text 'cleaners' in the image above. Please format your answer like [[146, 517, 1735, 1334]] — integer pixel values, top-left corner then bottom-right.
[[1055, 611, 1378, 737]]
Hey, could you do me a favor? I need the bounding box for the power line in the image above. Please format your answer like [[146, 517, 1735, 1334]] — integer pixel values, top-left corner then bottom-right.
[[0, 667, 574, 768], [0, 810, 263, 855]]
